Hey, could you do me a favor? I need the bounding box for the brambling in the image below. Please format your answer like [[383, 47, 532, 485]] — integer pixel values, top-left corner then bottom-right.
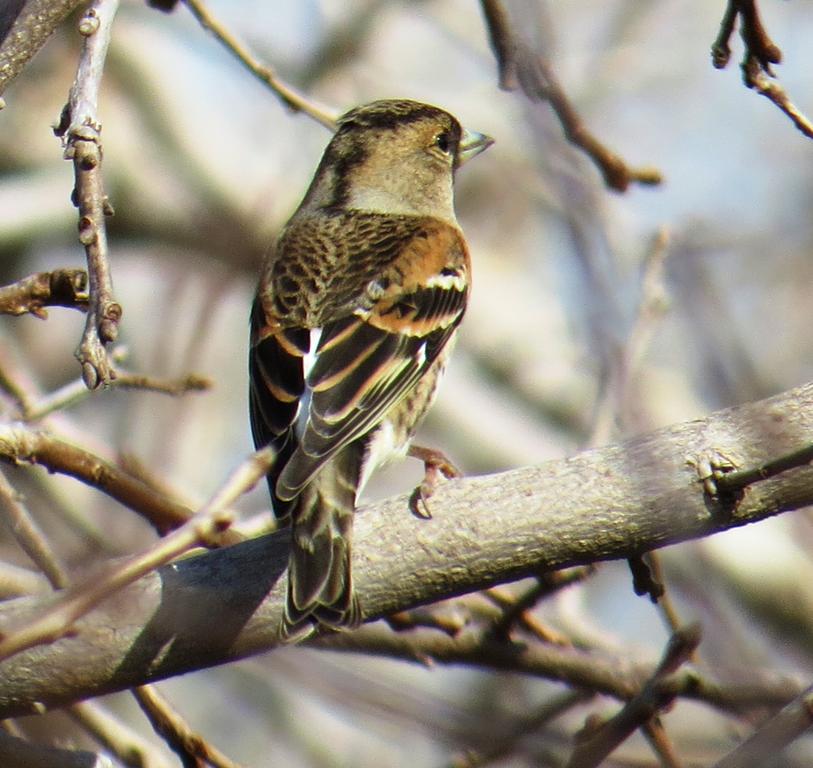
[[249, 99, 493, 637]]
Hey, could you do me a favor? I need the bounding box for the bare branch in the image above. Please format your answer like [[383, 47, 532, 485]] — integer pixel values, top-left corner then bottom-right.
[[565, 625, 701, 767], [479, 0, 518, 90], [180, 0, 337, 131], [714, 685, 813, 768], [133, 685, 245, 768], [0, 468, 69, 589], [321, 625, 796, 716], [0, 448, 271, 663], [479, 0, 662, 191], [641, 718, 683, 768], [711, 0, 813, 140], [0, 425, 199, 534], [487, 568, 594, 641], [67, 700, 174, 768], [22, 371, 211, 421], [54, 0, 121, 389], [0, 0, 85, 96], [742, 59, 813, 140], [589, 227, 671, 447], [0, 561, 48, 599], [0, 269, 88, 318], [712, 0, 781, 71], [0, 382, 812, 715]]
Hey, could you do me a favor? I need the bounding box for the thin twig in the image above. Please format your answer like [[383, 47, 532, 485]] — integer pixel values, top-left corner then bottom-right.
[[0, 468, 69, 589], [0, 351, 36, 416], [479, 0, 662, 191], [713, 684, 813, 768], [133, 685, 245, 768], [642, 718, 683, 768], [711, 0, 740, 69], [565, 624, 701, 767], [711, 0, 813, 140], [0, 560, 48, 599], [484, 585, 571, 645], [0, 424, 201, 534], [645, 552, 694, 659], [181, 0, 337, 130], [54, 0, 121, 389], [742, 57, 813, 139], [0, 447, 272, 663], [712, 0, 781, 72], [488, 568, 594, 640], [22, 370, 211, 421], [387, 604, 469, 636], [67, 699, 174, 768], [319, 623, 793, 717], [479, 0, 518, 90], [711, 443, 813, 497], [0, 269, 88, 317]]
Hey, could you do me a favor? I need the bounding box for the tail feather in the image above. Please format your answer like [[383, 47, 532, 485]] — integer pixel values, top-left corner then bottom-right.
[[282, 444, 363, 638]]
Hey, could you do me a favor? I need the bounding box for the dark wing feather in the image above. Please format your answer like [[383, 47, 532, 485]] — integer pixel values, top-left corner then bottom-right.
[[276, 280, 466, 500], [249, 299, 309, 518], [253, 213, 469, 505]]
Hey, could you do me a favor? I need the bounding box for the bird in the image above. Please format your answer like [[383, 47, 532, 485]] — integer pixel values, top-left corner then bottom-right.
[[249, 98, 493, 638]]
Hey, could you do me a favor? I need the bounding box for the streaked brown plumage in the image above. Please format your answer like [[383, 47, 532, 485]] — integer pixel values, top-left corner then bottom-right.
[[249, 99, 492, 637]]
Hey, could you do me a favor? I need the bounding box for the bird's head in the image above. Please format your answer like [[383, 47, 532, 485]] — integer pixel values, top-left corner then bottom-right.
[[297, 99, 493, 222]]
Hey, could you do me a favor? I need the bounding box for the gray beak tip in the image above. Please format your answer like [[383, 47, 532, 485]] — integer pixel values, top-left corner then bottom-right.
[[457, 128, 494, 167]]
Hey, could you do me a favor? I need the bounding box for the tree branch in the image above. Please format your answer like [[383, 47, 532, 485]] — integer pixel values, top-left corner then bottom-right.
[[180, 0, 337, 131], [714, 685, 813, 768], [0, 269, 88, 317], [479, 0, 662, 191], [0, 0, 85, 97], [0, 425, 199, 534], [565, 625, 701, 767], [1, 380, 813, 716], [711, 0, 813, 140], [54, 0, 121, 389]]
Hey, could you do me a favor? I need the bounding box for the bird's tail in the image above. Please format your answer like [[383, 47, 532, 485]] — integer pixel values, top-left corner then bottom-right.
[[282, 445, 362, 639]]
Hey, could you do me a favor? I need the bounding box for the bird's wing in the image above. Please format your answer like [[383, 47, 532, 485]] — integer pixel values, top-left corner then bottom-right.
[[250, 214, 469, 506], [249, 304, 309, 519]]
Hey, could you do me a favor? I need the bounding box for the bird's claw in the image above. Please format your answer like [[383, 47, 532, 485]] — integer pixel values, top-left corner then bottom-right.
[[407, 444, 462, 519]]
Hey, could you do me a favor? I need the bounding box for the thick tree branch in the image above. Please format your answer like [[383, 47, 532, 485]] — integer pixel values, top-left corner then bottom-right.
[[0, 381, 813, 716]]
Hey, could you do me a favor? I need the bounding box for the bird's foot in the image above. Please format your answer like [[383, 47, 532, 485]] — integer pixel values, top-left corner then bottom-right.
[[407, 444, 462, 519]]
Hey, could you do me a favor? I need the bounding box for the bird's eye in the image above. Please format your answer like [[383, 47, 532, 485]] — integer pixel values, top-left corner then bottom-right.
[[435, 132, 452, 154]]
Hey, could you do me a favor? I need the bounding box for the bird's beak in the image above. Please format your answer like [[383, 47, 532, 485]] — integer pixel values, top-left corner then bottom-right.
[[456, 128, 494, 168]]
